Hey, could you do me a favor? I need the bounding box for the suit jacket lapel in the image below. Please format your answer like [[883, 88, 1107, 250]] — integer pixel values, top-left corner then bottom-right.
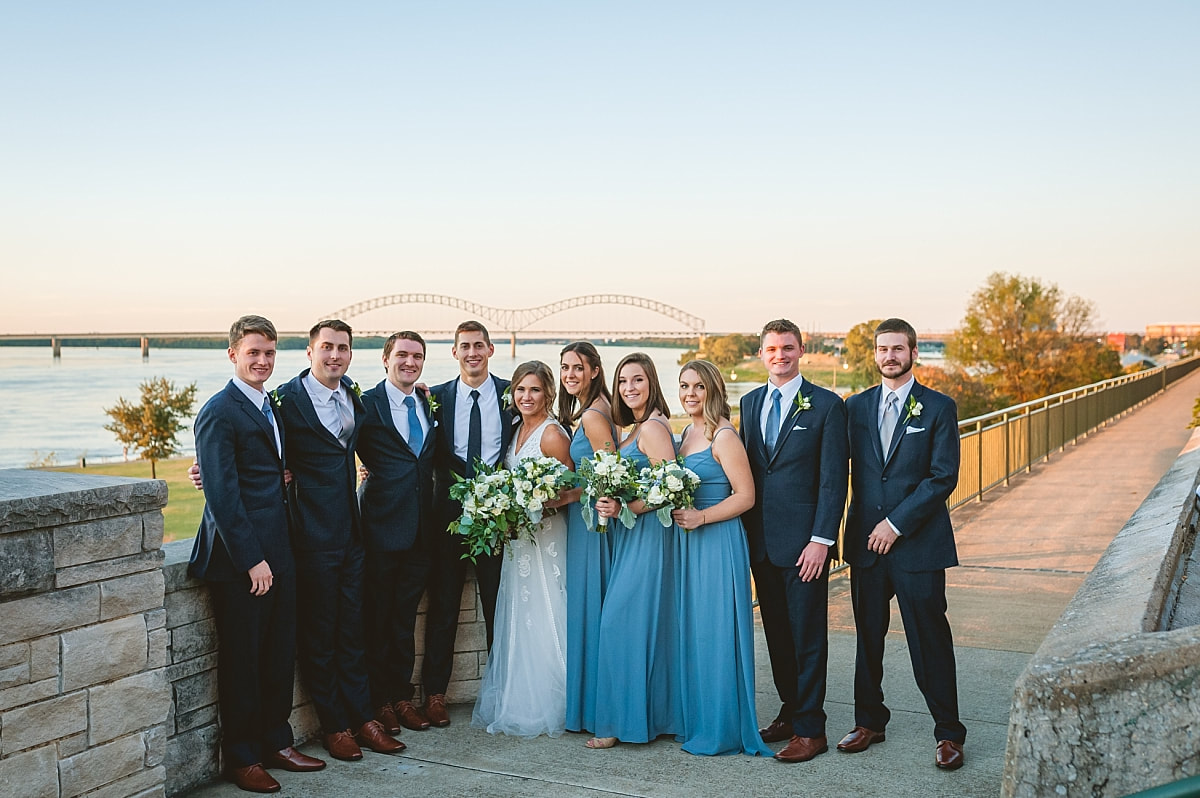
[[291, 371, 342, 448], [744, 386, 767, 461], [228, 382, 281, 462], [883, 382, 919, 468], [862, 385, 886, 466], [441, 380, 458, 454], [493, 374, 514, 457], [370, 380, 407, 451], [767, 378, 808, 467]]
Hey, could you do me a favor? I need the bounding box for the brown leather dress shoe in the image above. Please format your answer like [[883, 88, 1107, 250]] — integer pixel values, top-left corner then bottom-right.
[[773, 734, 829, 763], [376, 704, 402, 735], [226, 763, 281, 793], [263, 746, 326, 772], [323, 729, 364, 761], [425, 694, 451, 728], [356, 719, 407, 754], [836, 726, 886, 753], [396, 700, 431, 731], [759, 718, 792, 744], [935, 740, 964, 770]]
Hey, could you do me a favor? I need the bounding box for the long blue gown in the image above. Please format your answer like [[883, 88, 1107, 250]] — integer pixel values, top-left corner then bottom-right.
[[592, 419, 682, 742], [565, 410, 612, 733], [676, 428, 771, 755]]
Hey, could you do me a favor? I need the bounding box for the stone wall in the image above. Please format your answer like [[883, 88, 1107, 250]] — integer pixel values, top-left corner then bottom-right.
[[1003, 429, 1200, 797], [160, 539, 488, 795], [0, 470, 172, 798]]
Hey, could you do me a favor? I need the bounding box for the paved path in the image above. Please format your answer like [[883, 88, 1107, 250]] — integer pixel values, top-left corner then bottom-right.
[[185, 370, 1200, 798]]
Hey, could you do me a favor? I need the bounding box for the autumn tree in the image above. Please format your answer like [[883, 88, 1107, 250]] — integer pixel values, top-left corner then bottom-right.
[[104, 377, 198, 478], [944, 272, 1120, 407], [843, 319, 883, 387], [679, 333, 758, 368]]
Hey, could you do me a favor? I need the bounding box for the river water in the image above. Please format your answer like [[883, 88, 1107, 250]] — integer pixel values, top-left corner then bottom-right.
[[0, 343, 761, 469]]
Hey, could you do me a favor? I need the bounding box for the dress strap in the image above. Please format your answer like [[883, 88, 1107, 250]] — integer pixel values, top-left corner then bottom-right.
[[645, 416, 678, 455]]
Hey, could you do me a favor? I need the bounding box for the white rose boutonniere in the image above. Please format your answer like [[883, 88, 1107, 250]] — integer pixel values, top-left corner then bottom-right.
[[350, 381, 362, 399], [903, 395, 923, 424], [270, 389, 283, 408], [794, 393, 813, 413], [426, 393, 441, 418], [501, 387, 513, 410]]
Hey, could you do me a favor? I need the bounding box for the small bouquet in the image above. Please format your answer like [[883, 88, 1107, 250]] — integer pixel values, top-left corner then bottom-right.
[[577, 449, 639, 533], [511, 455, 580, 531], [447, 461, 525, 563], [637, 457, 702, 528]]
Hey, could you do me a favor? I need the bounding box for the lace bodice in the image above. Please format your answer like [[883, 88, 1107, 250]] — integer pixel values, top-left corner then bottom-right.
[[506, 417, 566, 468]]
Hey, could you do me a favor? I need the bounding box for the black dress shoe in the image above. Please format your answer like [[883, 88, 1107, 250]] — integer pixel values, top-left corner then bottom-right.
[[760, 718, 792, 744]]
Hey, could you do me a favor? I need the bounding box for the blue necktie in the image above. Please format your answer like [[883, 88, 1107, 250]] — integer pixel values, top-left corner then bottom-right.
[[405, 395, 424, 454], [467, 389, 482, 477], [261, 396, 274, 424], [764, 388, 782, 452]]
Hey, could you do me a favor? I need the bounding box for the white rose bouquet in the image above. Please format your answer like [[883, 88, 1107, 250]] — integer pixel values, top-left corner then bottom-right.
[[510, 455, 580, 533], [447, 462, 525, 562], [637, 457, 701, 528], [577, 449, 639, 533]]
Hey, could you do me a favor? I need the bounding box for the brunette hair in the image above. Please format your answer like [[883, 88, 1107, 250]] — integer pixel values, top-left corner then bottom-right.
[[383, 331, 427, 360], [510, 361, 557, 420], [309, 319, 354, 347], [611, 352, 671, 427], [229, 315, 277, 348], [454, 320, 492, 346], [679, 359, 731, 441], [759, 318, 803, 345], [874, 317, 917, 349], [557, 341, 611, 429]]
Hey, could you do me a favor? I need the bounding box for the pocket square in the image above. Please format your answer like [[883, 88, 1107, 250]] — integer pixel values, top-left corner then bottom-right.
[[792, 425, 807, 431], [904, 425, 925, 434]]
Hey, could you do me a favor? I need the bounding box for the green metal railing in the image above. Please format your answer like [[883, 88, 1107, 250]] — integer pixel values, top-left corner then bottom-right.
[[950, 354, 1200, 509]]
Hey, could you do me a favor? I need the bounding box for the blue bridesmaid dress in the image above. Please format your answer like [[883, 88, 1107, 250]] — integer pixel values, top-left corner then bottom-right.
[[592, 419, 682, 742], [676, 428, 770, 755], [565, 410, 612, 733]]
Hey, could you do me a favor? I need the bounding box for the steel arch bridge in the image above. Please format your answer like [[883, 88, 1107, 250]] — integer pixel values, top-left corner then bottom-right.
[[320, 293, 706, 334]]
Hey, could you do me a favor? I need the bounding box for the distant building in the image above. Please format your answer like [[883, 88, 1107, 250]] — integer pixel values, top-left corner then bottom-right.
[[1106, 332, 1143, 353], [1145, 323, 1200, 343]]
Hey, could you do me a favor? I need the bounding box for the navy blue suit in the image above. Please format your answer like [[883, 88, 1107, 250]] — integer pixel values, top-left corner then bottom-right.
[[423, 375, 513, 696], [274, 370, 372, 733], [740, 378, 848, 738], [188, 380, 296, 768], [844, 381, 965, 744], [356, 379, 438, 704]]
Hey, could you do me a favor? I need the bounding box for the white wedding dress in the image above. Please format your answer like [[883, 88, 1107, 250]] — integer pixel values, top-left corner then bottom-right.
[[471, 417, 569, 738]]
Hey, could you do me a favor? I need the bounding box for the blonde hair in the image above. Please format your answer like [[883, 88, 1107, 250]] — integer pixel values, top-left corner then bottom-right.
[[510, 360, 557, 419], [679, 359, 730, 440]]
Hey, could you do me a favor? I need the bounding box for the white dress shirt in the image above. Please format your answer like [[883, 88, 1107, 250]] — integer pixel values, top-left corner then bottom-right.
[[385, 379, 429, 450], [453, 377, 502, 467], [302, 371, 349, 438], [878, 374, 916, 536], [232, 376, 281, 457]]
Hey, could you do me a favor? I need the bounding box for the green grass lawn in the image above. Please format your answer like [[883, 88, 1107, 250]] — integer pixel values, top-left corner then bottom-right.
[[50, 457, 202, 543]]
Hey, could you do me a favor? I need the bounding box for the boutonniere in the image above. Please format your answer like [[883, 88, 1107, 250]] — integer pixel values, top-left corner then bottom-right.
[[426, 393, 441, 417], [794, 393, 813, 413], [350, 382, 362, 399], [501, 386, 513, 410], [903, 395, 922, 423], [270, 389, 283, 408]]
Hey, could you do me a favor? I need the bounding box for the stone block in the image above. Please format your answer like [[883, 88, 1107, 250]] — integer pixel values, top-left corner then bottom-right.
[[173, 669, 217, 715], [454, 619, 487, 653], [29, 636, 59, 681], [0, 471, 166, 535], [144, 723, 167, 767], [170, 619, 217, 663], [452, 651, 479, 680], [0, 641, 27, 669], [166, 651, 216, 683], [145, 607, 166, 631], [0, 660, 29, 690], [174, 703, 216, 733], [289, 702, 320, 744], [53, 515, 143, 569], [148, 628, 168, 668], [101, 570, 165, 620], [1, 689, 87, 753], [81, 766, 165, 798], [445, 677, 480, 704], [56, 550, 163, 589], [89, 670, 170, 745], [58, 729, 89, 757], [58, 732, 147, 798], [0, 677, 58, 712], [459, 581, 478, 610], [0, 529, 54, 598], [142, 512, 164, 551], [458, 608, 478, 624], [164, 586, 211, 630], [160, 541, 199, 592], [61, 615, 147, 691], [164, 724, 220, 796], [0, 743, 57, 798], [0, 584, 99, 645]]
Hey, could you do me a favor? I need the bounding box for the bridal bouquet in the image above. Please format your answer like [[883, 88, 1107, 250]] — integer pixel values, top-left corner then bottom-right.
[[511, 455, 580, 531], [447, 462, 525, 562], [577, 449, 639, 533], [637, 457, 702, 528]]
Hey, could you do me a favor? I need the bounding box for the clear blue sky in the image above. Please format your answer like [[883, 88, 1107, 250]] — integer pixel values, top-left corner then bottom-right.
[[2, 1, 1196, 335]]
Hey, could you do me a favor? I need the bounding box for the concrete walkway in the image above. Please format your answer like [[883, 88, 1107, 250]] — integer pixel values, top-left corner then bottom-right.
[[185, 370, 1200, 798]]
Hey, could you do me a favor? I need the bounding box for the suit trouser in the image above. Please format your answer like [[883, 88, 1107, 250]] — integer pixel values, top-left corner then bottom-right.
[[751, 554, 829, 738], [364, 545, 433, 705], [850, 557, 966, 743], [423, 528, 502, 697], [208, 571, 296, 769], [294, 543, 373, 732]]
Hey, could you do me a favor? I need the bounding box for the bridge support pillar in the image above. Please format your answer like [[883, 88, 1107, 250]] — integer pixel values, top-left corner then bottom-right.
[[140, 336, 150, 358], [510, 331, 516, 358], [51, 337, 61, 358]]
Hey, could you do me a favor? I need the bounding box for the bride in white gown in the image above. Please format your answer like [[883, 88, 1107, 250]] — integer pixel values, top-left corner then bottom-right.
[[472, 361, 574, 738]]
